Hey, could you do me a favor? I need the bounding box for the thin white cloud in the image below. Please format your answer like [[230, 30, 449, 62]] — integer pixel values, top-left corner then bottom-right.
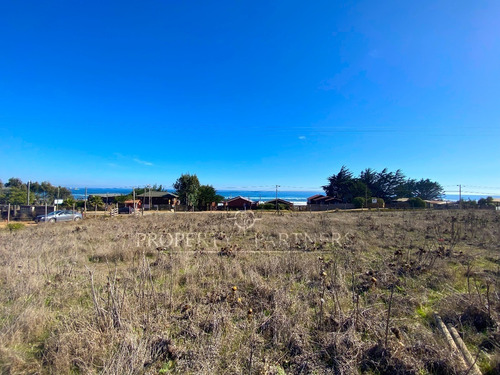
[[133, 158, 153, 166], [298, 135, 306, 140]]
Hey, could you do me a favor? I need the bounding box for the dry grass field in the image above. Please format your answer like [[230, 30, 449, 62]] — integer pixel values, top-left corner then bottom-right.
[[1, 210, 499, 374]]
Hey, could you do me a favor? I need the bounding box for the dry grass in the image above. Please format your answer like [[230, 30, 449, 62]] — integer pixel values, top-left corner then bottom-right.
[[0, 210, 499, 374]]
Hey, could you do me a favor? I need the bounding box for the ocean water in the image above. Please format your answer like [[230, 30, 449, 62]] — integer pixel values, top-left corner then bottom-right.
[[68, 188, 498, 205], [443, 194, 500, 201], [69, 188, 322, 205]]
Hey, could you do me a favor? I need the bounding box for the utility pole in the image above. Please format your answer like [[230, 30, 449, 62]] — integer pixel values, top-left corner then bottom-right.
[[275, 185, 280, 214], [27, 180, 30, 205], [56, 186, 60, 210], [458, 184, 462, 209], [365, 185, 368, 210], [142, 186, 145, 216]]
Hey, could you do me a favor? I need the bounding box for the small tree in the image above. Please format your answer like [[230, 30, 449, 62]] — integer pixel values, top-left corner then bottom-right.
[[6, 187, 33, 205], [478, 197, 494, 207], [198, 185, 223, 211], [5, 177, 24, 188], [173, 173, 200, 208], [88, 196, 104, 209], [323, 166, 369, 202], [63, 197, 76, 209], [58, 187, 73, 200], [114, 195, 131, 204], [413, 179, 444, 200], [408, 197, 425, 208], [323, 165, 354, 200]]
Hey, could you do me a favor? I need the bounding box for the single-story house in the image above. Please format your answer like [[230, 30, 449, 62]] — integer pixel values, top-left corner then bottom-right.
[[137, 191, 178, 206], [424, 200, 449, 209], [307, 194, 324, 204], [390, 198, 410, 208], [225, 196, 256, 210], [324, 196, 342, 204], [265, 198, 294, 209], [307, 195, 341, 205], [306, 194, 351, 210]]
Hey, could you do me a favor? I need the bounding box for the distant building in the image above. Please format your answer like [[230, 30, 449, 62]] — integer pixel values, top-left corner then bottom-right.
[[307, 194, 341, 205], [391, 198, 410, 208], [137, 191, 178, 207], [424, 200, 449, 209], [307, 194, 324, 204], [124, 200, 141, 208], [225, 196, 256, 210], [324, 197, 342, 204], [306, 194, 353, 210], [265, 198, 294, 209]]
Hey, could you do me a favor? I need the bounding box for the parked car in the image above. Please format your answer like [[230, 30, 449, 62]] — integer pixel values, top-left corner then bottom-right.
[[35, 210, 83, 223]]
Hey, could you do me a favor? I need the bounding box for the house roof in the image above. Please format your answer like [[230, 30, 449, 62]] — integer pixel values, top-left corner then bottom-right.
[[307, 195, 342, 204], [312, 195, 329, 201], [226, 196, 254, 203], [324, 197, 341, 202], [307, 194, 324, 200], [265, 198, 294, 206], [137, 191, 178, 198], [424, 200, 450, 204]]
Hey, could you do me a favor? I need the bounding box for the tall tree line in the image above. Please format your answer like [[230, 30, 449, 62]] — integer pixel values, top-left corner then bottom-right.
[[323, 166, 444, 203]]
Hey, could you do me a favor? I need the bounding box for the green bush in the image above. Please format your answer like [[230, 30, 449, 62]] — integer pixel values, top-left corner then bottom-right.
[[7, 222, 25, 231], [478, 196, 494, 206], [408, 197, 425, 208], [352, 197, 365, 208]]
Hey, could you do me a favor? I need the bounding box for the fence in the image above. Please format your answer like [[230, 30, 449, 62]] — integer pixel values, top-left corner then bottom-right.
[[1, 205, 56, 220], [307, 203, 355, 211]]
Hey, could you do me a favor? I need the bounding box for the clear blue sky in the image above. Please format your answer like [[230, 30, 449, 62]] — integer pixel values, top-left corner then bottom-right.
[[1, 1, 499, 196]]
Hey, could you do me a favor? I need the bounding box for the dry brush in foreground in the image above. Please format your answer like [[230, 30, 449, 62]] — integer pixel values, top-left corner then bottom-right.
[[0, 210, 499, 374]]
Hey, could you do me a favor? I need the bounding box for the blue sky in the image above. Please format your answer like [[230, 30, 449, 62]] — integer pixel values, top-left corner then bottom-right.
[[1, 1, 499, 196]]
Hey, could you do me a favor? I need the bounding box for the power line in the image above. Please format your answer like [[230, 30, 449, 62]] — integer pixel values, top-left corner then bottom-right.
[[444, 191, 500, 196]]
